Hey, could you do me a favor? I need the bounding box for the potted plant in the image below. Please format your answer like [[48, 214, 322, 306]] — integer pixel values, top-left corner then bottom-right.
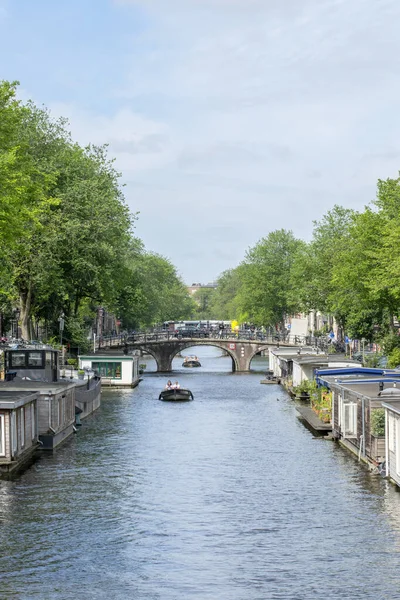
[[297, 380, 311, 400], [78, 369, 85, 380]]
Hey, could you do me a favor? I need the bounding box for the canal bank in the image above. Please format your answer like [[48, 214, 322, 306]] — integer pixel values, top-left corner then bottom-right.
[[1, 346, 400, 599]]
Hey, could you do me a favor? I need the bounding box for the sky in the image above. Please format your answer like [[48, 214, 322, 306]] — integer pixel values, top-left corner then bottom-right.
[[1, 0, 400, 283]]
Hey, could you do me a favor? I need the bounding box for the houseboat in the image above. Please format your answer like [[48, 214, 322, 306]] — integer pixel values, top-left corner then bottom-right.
[[1, 346, 101, 450], [0, 389, 40, 478], [78, 354, 140, 387], [268, 347, 358, 386], [316, 369, 400, 467], [381, 390, 400, 488]]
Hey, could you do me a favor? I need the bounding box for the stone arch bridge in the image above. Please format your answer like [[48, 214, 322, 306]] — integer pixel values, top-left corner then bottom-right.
[[97, 334, 298, 372]]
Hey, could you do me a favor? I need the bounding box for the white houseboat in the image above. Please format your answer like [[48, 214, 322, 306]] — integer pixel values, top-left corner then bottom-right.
[[382, 391, 400, 488], [79, 354, 140, 387]]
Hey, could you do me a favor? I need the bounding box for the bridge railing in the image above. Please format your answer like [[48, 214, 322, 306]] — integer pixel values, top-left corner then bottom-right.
[[94, 331, 330, 350]]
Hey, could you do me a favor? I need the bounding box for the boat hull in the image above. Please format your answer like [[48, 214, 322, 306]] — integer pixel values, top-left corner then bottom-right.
[[182, 361, 201, 368], [159, 388, 194, 401]]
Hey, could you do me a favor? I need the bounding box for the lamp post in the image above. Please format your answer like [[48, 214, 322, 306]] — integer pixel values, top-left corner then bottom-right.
[[12, 308, 20, 340], [59, 313, 65, 346]]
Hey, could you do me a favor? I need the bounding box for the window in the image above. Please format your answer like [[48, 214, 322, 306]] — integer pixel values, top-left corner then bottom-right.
[[11, 413, 17, 456], [0, 414, 5, 456], [92, 362, 122, 379], [10, 352, 27, 367], [9, 351, 45, 369], [31, 403, 36, 441], [389, 414, 395, 453], [20, 407, 25, 448], [58, 398, 62, 428], [396, 419, 400, 476], [28, 352, 43, 367], [343, 402, 357, 438]]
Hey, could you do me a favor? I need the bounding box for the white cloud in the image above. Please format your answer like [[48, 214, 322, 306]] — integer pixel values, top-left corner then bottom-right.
[[49, 103, 179, 174], [25, 0, 400, 281]]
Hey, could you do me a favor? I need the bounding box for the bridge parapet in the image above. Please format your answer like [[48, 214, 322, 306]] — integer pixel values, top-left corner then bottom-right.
[[93, 331, 329, 372]]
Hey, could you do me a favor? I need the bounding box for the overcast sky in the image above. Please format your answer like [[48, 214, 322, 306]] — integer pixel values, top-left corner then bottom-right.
[[1, 0, 400, 283]]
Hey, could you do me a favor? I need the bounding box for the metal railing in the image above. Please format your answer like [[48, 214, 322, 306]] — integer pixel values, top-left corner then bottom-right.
[[94, 331, 331, 350]]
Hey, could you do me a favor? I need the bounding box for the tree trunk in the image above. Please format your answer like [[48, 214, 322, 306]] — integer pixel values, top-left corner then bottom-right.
[[19, 285, 32, 341]]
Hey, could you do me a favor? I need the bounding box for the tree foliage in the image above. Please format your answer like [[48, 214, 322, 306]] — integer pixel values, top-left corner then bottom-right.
[[236, 230, 304, 327], [209, 269, 242, 321], [0, 80, 194, 345]]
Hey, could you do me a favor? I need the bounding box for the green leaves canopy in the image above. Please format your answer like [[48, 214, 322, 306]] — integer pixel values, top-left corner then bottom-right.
[[0, 80, 194, 344]]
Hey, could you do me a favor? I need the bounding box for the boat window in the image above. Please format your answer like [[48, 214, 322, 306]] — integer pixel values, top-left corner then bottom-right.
[[46, 352, 52, 366], [92, 362, 122, 379], [0, 414, 5, 456], [20, 407, 25, 448], [10, 353, 27, 367], [28, 352, 44, 367]]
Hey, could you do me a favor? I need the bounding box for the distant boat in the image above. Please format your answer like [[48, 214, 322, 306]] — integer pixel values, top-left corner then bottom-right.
[[182, 356, 201, 368], [260, 376, 281, 385], [159, 388, 194, 402]]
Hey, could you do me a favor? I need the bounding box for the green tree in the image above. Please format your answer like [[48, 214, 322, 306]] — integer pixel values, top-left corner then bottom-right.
[[209, 268, 242, 321], [192, 287, 215, 319], [291, 206, 355, 316], [237, 229, 304, 327], [116, 249, 195, 329]]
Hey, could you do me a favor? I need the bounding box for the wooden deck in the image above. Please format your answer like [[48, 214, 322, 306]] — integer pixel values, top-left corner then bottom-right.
[[296, 406, 332, 434]]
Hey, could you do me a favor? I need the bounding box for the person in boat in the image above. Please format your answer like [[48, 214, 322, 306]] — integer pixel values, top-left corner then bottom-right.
[[165, 380, 173, 389], [173, 381, 181, 389]]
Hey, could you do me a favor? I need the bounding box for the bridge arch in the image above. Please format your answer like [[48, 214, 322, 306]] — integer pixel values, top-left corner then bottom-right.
[[169, 341, 239, 372], [131, 338, 274, 373]]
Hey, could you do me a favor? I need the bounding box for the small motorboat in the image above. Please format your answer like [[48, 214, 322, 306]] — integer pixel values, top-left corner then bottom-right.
[[182, 356, 201, 368], [159, 388, 194, 401], [260, 376, 281, 385]]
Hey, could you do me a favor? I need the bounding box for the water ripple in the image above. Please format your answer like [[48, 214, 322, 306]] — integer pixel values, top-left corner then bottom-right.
[[0, 349, 400, 599]]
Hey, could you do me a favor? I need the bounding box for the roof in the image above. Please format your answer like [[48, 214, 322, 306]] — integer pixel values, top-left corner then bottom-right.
[[270, 347, 317, 356], [320, 379, 400, 401], [293, 356, 329, 365], [0, 390, 39, 409], [382, 399, 400, 415], [79, 355, 137, 361], [316, 367, 396, 377], [0, 381, 75, 394]]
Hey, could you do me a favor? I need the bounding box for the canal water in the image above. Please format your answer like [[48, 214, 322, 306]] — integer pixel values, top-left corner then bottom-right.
[[1, 347, 400, 599]]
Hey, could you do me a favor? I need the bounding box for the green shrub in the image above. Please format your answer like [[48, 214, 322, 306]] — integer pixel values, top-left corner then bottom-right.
[[371, 408, 385, 437], [294, 379, 317, 395], [363, 354, 382, 368], [382, 333, 400, 355], [388, 348, 400, 369], [67, 358, 77, 367]]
